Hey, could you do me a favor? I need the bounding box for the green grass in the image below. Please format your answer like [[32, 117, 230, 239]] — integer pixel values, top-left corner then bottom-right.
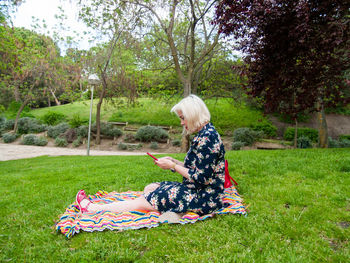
[[0, 149, 349, 262], [30, 97, 266, 133]]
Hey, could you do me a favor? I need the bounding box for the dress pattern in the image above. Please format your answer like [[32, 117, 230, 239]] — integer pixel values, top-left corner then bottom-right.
[[144, 123, 226, 215]]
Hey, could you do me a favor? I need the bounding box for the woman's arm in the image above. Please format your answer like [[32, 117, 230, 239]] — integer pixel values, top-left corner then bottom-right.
[[155, 157, 192, 181]]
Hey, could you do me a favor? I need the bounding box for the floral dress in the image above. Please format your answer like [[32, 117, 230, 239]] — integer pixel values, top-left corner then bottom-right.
[[144, 123, 226, 215]]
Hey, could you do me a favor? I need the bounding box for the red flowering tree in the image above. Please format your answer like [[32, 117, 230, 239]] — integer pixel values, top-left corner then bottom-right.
[[214, 0, 350, 147]]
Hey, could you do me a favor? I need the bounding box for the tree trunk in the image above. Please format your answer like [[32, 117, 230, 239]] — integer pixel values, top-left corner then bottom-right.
[[294, 118, 298, 148], [317, 102, 328, 148], [95, 87, 104, 145], [13, 96, 31, 133], [48, 86, 61, 105], [14, 86, 21, 102]]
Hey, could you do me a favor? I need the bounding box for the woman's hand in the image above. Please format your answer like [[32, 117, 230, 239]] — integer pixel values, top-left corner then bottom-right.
[[155, 157, 176, 170]]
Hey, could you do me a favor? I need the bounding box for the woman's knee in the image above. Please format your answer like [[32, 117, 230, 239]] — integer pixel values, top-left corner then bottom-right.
[[143, 183, 160, 194]]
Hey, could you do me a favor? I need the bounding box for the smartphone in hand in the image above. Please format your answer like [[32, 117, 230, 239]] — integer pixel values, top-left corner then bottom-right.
[[146, 152, 158, 161]]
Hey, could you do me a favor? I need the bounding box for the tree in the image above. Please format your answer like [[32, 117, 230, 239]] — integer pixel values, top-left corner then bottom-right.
[[214, 0, 350, 147]]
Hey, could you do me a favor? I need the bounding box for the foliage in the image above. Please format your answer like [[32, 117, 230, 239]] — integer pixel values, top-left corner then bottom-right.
[[283, 127, 318, 142], [21, 134, 48, 146], [69, 113, 88, 128], [297, 136, 313, 149], [117, 143, 128, 150], [76, 125, 89, 138], [214, 0, 350, 125], [251, 122, 277, 138], [233, 127, 262, 146], [72, 136, 82, 147], [172, 139, 181, 147], [40, 111, 67, 126], [60, 128, 77, 143], [2, 132, 17, 143], [47, 123, 69, 139], [92, 122, 123, 138], [339, 135, 350, 141], [329, 137, 350, 148], [150, 141, 159, 150], [135, 126, 169, 143], [54, 137, 68, 147], [2, 118, 14, 130], [17, 117, 47, 134], [231, 141, 245, 150], [123, 133, 136, 143]]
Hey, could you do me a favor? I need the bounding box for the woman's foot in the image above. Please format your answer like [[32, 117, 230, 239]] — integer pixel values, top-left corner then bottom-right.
[[76, 190, 92, 213]]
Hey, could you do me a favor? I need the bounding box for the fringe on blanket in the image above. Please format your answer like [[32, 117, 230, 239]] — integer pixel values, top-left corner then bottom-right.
[[56, 186, 246, 238]]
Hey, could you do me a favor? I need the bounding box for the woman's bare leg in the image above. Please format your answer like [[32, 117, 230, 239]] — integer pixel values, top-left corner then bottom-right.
[[82, 195, 157, 213]]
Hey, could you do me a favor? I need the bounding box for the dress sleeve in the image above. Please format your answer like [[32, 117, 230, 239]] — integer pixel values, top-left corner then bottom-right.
[[187, 133, 221, 185]]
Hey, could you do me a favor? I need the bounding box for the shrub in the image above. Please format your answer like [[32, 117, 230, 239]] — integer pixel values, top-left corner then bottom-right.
[[22, 134, 48, 146], [252, 122, 277, 138], [233, 127, 262, 146], [232, 141, 245, 150], [41, 111, 66, 125], [172, 139, 181, 147], [60, 128, 77, 143], [3, 119, 15, 131], [54, 137, 68, 147], [77, 125, 89, 138], [47, 123, 69, 138], [150, 141, 159, 149], [92, 122, 123, 138], [17, 117, 47, 134], [69, 113, 88, 128], [135, 126, 169, 142], [283, 127, 318, 142], [124, 133, 136, 143], [339, 135, 350, 141], [117, 142, 128, 150], [339, 139, 350, 148], [297, 136, 313, 149], [2, 132, 18, 143], [72, 136, 82, 147], [328, 137, 340, 148]]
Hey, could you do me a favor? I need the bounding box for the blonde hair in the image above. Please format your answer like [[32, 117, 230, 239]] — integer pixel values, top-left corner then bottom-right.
[[171, 94, 211, 133]]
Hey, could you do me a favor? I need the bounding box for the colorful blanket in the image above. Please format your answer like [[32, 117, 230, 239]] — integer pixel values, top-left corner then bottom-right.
[[56, 186, 246, 238]]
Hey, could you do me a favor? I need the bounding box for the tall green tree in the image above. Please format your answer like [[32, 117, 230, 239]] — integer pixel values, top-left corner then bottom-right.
[[214, 0, 350, 147]]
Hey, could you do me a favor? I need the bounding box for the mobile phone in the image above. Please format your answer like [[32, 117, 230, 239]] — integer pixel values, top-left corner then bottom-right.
[[146, 152, 158, 161]]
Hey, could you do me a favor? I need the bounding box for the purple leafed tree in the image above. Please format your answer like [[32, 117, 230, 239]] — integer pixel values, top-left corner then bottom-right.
[[214, 0, 350, 147]]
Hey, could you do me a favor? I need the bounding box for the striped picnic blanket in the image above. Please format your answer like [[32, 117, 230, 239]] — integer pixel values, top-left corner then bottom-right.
[[56, 186, 246, 238]]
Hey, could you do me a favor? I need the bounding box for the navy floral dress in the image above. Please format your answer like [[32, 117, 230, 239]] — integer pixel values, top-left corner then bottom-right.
[[144, 123, 226, 215]]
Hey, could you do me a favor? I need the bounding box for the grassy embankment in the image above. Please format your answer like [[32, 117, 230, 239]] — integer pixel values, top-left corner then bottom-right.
[[0, 149, 349, 262]]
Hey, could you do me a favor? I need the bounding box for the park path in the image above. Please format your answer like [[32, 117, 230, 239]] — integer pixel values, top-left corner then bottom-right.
[[0, 143, 153, 161]]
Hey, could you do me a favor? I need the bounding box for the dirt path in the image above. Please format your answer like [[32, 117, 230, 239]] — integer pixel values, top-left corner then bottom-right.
[[0, 143, 157, 161]]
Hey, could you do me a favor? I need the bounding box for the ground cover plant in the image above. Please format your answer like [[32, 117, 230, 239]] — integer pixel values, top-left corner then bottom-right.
[[0, 149, 348, 262]]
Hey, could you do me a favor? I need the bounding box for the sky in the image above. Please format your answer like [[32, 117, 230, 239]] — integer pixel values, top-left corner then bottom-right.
[[10, 0, 93, 53]]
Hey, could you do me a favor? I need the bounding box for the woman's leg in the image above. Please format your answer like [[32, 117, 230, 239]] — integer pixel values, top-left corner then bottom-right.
[[83, 195, 157, 213]]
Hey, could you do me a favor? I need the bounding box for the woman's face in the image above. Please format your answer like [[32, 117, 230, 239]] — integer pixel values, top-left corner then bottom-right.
[[177, 110, 188, 130]]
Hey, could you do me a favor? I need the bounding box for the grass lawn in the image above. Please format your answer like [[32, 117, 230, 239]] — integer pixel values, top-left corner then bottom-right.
[[0, 148, 349, 262], [30, 97, 267, 133]]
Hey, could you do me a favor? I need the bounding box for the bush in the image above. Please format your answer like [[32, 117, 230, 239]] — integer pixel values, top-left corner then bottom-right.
[[297, 136, 313, 149], [232, 141, 245, 150], [22, 134, 48, 146], [283, 127, 318, 142], [124, 133, 136, 143], [339, 139, 350, 148], [92, 122, 123, 138], [72, 136, 82, 147], [339, 135, 350, 141], [60, 128, 77, 143], [17, 117, 47, 134], [2, 132, 18, 143], [150, 141, 159, 149], [77, 125, 89, 138], [117, 142, 128, 150], [135, 126, 169, 142], [41, 111, 66, 126], [233, 127, 262, 146], [252, 122, 277, 138], [328, 137, 340, 148], [2, 119, 15, 131], [69, 113, 88, 128], [47, 123, 69, 138], [172, 139, 181, 147], [54, 137, 68, 147]]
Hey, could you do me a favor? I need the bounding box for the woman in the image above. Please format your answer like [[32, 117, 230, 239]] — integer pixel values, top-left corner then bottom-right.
[[76, 94, 226, 216]]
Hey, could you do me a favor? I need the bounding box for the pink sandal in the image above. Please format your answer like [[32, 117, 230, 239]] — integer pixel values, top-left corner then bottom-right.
[[76, 189, 92, 213]]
